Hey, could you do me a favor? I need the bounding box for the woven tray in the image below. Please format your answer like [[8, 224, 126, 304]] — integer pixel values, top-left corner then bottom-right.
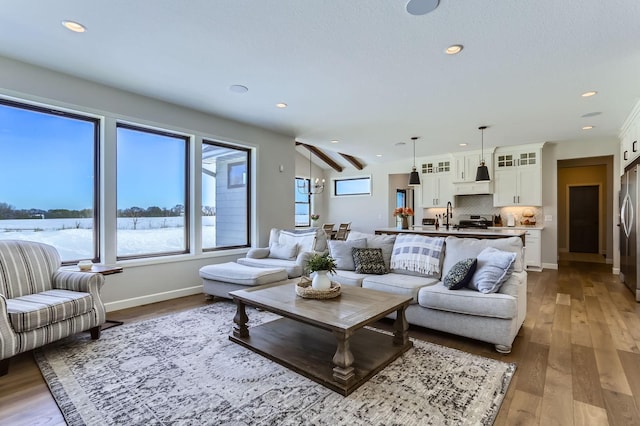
[[295, 277, 341, 299]]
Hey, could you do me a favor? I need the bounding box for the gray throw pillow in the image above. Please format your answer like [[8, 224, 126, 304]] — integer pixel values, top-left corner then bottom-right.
[[328, 238, 366, 271], [443, 258, 477, 290], [352, 248, 387, 275], [468, 247, 517, 293]]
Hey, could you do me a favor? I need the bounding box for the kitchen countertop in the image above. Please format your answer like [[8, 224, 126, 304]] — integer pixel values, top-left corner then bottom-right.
[[488, 225, 545, 231], [375, 227, 527, 242]]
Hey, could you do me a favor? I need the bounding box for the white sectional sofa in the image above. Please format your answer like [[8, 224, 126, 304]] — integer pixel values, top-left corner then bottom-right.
[[237, 227, 328, 278], [329, 231, 527, 353]]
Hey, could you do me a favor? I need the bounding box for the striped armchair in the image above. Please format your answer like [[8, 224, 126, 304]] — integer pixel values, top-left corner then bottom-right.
[[0, 240, 106, 376]]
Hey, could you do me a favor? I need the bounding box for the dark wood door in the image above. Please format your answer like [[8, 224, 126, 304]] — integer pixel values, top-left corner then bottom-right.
[[569, 185, 599, 253]]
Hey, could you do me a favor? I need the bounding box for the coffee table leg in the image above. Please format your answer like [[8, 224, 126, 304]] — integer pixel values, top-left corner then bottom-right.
[[393, 305, 409, 346], [233, 300, 249, 338], [332, 330, 355, 384]]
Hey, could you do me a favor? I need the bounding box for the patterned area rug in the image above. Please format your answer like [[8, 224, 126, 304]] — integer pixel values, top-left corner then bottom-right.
[[35, 301, 515, 425]]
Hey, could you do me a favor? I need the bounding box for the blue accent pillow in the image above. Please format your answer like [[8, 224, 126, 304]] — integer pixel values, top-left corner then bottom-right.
[[443, 258, 477, 290], [468, 247, 516, 293]]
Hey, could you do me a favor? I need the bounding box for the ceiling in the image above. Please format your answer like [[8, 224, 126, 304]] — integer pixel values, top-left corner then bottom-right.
[[1, 0, 640, 169]]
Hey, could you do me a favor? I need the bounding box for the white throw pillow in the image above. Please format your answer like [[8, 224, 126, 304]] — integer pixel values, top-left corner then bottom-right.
[[268, 242, 298, 260], [328, 238, 367, 271], [468, 247, 517, 294]]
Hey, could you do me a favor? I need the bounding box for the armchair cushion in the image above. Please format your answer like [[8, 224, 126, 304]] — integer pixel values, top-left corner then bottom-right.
[[6, 289, 94, 333]]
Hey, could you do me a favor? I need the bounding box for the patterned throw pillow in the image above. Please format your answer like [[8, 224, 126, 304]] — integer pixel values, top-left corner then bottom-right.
[[443, 258, 477, 290], [352, 248, 387, 275]]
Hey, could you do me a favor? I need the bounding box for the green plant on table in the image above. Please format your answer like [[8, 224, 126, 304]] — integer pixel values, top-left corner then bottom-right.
[[306, 252, 337, 274]]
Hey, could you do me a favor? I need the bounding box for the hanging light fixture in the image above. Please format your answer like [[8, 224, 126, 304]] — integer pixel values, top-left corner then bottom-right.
[[408, 137, 421, 186], [297, 150, 325, 195], [475, 126, 491, 181]]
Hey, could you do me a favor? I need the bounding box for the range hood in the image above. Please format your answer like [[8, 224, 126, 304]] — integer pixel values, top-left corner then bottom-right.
[[453, 180, 494, 196]]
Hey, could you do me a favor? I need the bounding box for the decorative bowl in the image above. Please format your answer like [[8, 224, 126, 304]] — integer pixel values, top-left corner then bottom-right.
[[77, 260, 93, 271]]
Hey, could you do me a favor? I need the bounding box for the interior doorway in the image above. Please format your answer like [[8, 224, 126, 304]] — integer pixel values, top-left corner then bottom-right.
[[569, 185, 599, 253], [557, 157, 612, 265]]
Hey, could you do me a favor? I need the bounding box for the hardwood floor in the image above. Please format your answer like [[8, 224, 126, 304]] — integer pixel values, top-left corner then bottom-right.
[[1, 261, 639, 425]]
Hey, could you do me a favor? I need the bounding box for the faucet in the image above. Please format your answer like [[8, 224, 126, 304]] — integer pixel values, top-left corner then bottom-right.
[[445, 201, 453, 230]]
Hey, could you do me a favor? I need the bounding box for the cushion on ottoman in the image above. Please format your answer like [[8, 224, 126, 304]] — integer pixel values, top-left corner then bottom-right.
[[199, 262, 287, 286]]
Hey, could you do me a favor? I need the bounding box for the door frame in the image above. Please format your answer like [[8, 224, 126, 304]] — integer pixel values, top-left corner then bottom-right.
[[565, 182, 604, 254]]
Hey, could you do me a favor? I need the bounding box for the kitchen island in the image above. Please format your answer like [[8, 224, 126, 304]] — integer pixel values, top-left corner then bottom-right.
[[374, 227, 527, 244]]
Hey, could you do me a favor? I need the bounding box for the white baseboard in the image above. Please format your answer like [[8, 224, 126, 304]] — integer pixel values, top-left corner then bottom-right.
[[612, 267, 620, 275], [104, 285, 204, 312], [542, 262, 558, 270]]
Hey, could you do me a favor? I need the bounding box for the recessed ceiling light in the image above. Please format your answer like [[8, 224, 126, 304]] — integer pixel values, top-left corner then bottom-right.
[[445, 45, 463, 55], [331, 140, 339, 144], [459, 143, 468, 147], [61, 20, 86, 33], [582, 125, 594, 130], [581, 91, 598, 97], [229, 85, 248, 94], [376, 154, 383, 157], [395, 142, 406, 146], [275, 103, 287, 108], [406, 0, 440, 16]]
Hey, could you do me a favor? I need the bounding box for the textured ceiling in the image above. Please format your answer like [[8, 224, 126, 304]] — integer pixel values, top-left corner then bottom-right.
[[1, 0, 639, 167]]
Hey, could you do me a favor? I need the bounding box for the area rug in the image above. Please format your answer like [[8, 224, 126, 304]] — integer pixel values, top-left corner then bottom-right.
[[35, 301, 515, 426]]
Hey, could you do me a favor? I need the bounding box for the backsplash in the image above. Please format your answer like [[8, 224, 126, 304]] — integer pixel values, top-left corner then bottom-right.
[[423, 194, 543, 226]]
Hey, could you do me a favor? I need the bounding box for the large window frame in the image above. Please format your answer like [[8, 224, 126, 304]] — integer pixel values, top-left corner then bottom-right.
[[201, 139, 251, 251], [115, 122, 190, 260], [0, 98, 100, 264], [333, 176, 372, 197]]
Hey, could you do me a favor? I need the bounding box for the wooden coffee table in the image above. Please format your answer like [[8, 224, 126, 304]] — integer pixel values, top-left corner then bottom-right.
[[229, 280, 413, 396]]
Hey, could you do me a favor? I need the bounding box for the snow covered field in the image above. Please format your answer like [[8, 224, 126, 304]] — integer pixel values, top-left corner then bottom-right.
[[0, 217, 215, 260]]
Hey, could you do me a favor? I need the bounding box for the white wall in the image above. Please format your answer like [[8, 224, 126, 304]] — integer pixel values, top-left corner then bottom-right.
[[0, 56, 295, 310]]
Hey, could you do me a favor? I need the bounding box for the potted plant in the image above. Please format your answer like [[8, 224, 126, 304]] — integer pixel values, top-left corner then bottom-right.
[[393, 207, 414, 229], [310, 213, 320, 225], [306, 253, 337, 290]]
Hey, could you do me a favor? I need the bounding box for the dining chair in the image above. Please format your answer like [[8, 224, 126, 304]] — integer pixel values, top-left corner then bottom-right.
[[334, 223, 351, 240], [322, 223, 336, 239]]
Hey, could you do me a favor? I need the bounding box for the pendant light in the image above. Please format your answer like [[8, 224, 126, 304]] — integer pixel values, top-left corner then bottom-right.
[[475, 126, 490, 181], [408, 137, 421, 186]]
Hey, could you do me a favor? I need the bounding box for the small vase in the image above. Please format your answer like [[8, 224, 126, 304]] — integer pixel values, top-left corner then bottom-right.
[[401, 216, 409, 230], [312, 270, 332, 290]]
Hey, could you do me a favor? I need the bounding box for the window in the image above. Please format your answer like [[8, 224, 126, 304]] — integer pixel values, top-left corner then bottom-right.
[[0, 99, 99, 263], [116, 124, 189, 258], [295, 178, 311, 226], [334, 177, 371, 196], [202, 140, 250, 250]]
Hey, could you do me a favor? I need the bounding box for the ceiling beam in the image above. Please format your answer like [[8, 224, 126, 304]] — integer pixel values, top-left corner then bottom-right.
[[296, 142, 343, 172], [339, 153, 364, 170]]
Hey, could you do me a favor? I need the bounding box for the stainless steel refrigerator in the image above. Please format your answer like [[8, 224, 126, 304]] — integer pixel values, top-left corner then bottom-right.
[[620, 161, 640, 302]]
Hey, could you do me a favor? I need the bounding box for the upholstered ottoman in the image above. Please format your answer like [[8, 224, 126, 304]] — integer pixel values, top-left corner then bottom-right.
[[199, 262, 288, 299]]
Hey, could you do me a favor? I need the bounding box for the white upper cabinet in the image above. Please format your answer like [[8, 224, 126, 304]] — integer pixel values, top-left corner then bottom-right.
[[420, 156, 454, 208], [453, 149, 494, 183], [493, 143, 544, 207], [620, 104, 640, 173]]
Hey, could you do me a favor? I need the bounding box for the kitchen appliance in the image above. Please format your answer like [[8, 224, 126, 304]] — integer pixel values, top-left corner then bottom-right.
[[456, 214, 493, 229], [620, 162, 640, 302]]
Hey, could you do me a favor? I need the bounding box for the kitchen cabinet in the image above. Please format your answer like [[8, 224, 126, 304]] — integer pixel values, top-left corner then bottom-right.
[[620, 109, 640, 173], [453, 149, 494, 183], [493, 144, 543, 206], [523, 229, 542, 270], [421, 156, 454, 208]]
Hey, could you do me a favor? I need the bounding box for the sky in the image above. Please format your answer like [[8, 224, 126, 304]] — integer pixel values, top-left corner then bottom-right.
[[0, 103, 189, 211]]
